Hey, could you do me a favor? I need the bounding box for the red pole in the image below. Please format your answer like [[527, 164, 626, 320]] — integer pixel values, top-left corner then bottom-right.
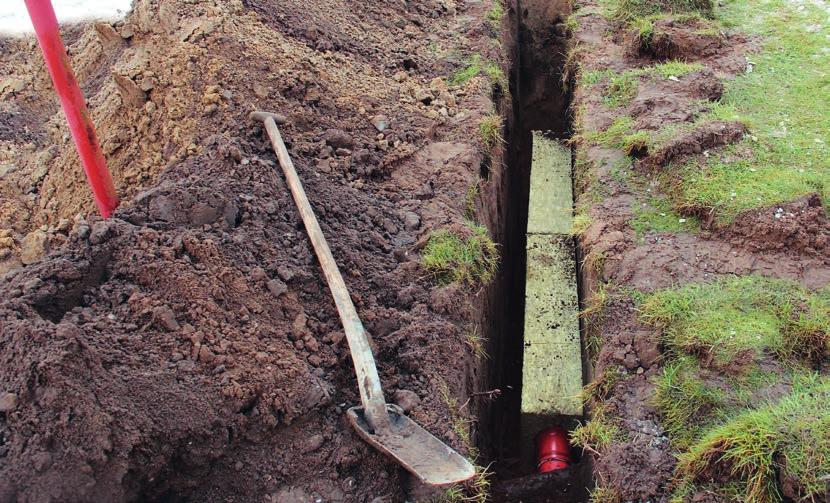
[[24, 0, 119, 218]]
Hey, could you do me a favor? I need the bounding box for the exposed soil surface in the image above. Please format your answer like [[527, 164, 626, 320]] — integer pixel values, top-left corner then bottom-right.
[[571, 0, 830, 500], [0, 0, 506, 501]]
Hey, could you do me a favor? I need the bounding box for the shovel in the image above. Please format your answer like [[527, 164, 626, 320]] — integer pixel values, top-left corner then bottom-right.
[[252, 111, 476, 486]]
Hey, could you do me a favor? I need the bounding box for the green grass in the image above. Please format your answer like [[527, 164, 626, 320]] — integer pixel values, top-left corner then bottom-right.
[[603, 73, 639, 108], [641, 276, 829, 367], [451, 55, 506, 90], [664, 0, 830, 223], [571, 404, 620, 454], [631, 196, 700, 237], [487, 0, 504, 28], [589, 485, 621, 503], [654, 357, 726, 448], [609, 0, 715, 22], [422, 223, 499, 286], [641, 278, 830, 500], [450, 55, 484, 86], [677, 379, 830, 503], [570, 212, 593, 236], [649, 60, 704, 79], [478, 114, 503, 147]]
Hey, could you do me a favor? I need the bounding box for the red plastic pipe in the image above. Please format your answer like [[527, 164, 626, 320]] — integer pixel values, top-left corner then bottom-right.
[[24, 0, 119, 218], [536, 426, 573, 473]]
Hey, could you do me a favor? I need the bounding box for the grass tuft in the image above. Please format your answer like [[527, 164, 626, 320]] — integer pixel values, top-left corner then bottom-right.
[[487, 0, 504, 28], [677, 379, 830, 503], [603, 73, 639, 108], [422, 224, 499, 286], [571, 404, 620, 454], [631, 196, 699, 237], [612, 0, 715, 22], [478, 114, 504, 148]]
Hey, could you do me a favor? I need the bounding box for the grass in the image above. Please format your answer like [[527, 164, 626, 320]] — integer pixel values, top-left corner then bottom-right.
[[640, 278, 830, 500], [631, 196, 700, 237], [677, 379, 830, 503], [582, 365, 624, 402], [464, 183, 480, 220], [649, 60, 704, 79], [570, 211, 593, 236], [570, 404, 620, 454], [603, 73, 639, 108], [450, 54, 484, 86], [641, 276, 829, 367], [662, 0, 830, 223], [436, 381, 492, 503], [609, 0, 715, 22], [487, 0, 504, 28], [465, 326, 488, 360], [580, 283, 610, 361], [478, 114, 503, 148], [422, 223, 499, 286], [653, 357, 726, 448], [450, 55, 506, 90], [590, 485, 621, 503]]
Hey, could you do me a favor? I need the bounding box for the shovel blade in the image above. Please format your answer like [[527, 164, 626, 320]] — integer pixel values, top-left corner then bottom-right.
[[347, 405, 476, 486]]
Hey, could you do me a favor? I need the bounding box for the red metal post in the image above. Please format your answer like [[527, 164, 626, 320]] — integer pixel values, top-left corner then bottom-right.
[[24, 0, 119, 218]]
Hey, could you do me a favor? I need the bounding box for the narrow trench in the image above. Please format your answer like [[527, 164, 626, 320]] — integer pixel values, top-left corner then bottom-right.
[[477, 0, 592, 500]]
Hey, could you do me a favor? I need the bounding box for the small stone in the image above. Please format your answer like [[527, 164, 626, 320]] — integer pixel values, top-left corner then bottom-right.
[[20, 230, 48, 264], [277, 266, 295, 282], [370, 114, 389, 132], [154, 306, 180, 332], [267, 278, 287, 297], [250, 267, 267, 282], [323, 129, 353, 149], [198, 345, 216, 364], [392, 71, 408, 82], [0, 392, 18, 412], [402, 211, 420, 231], [335, 147, 351, 157], [235, 461, 244, 471], [304, 434, 324, 452], [392, 389, 420, 413], [253, 83, 269, 98]]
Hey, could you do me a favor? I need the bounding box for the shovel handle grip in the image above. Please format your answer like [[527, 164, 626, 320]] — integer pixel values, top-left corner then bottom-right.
[[259, 116, 391, 433]]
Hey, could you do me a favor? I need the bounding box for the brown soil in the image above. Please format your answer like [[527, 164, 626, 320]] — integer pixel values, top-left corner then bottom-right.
[[571, 0, 830, 500], [0, 0, 506, 501]]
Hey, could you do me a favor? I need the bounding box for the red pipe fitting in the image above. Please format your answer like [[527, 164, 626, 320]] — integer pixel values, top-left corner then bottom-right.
[[24, 0, 119, 218], [536, 426, 572, 473]]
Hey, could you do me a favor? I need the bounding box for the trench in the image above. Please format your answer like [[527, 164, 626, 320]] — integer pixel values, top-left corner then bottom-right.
[[475, 0, 592, 500]]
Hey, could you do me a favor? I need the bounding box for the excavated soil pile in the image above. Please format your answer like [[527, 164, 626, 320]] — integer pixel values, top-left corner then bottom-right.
[[0, 0, 503, 501]]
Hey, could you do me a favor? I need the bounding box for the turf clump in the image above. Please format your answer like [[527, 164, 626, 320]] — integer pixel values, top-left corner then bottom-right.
[[422, 224, 499, 286], [641, 277, 830, 501]]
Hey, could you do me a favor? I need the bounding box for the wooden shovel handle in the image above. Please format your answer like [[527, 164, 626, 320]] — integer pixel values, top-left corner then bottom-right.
[[259, 116, 391, 433]]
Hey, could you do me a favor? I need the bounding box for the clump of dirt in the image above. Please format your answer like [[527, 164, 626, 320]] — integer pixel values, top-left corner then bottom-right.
[[0, 0, 506, 500], [715, 193, 830, 257], [637, 120, 746, 170]]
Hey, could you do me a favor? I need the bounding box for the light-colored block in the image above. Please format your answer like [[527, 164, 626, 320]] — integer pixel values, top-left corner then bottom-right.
[[526, 132, 573, 235]]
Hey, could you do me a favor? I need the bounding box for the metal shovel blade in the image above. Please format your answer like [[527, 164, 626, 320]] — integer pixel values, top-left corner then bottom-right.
[[347, 404, 476, 485]]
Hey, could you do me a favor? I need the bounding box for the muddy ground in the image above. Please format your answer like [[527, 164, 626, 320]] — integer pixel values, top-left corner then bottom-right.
[[0, 0, 508, 501], [571, 0, 830, 500]]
